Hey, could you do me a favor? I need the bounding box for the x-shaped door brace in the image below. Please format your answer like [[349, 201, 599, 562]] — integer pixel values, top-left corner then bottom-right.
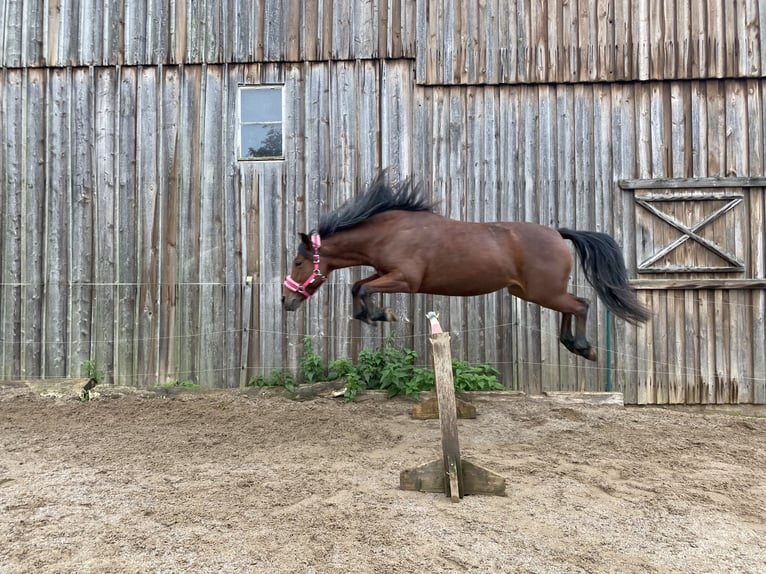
[[635, 194, 745, 271]]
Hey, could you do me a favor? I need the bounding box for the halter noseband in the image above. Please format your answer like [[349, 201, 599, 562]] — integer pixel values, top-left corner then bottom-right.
[[284, 233, 327, 299]]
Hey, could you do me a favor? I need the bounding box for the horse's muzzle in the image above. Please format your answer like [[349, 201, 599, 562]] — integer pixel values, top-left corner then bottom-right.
[[282, 293, 304, 311]]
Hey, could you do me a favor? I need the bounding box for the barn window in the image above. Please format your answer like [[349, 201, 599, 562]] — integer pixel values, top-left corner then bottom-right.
[[239, 85, 284, 160]]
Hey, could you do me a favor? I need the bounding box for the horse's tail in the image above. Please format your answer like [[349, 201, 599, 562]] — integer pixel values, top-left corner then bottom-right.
[[558, 228, 650, 324]]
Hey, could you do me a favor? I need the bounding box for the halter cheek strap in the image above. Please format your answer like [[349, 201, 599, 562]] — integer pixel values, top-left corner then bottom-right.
[[283, 234, 327, 299]]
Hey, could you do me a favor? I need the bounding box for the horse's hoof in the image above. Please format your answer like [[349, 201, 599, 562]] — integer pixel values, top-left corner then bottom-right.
[[354, 311, 374, 325], [584, 348, 598, 361], [382, 307, 398, 322]]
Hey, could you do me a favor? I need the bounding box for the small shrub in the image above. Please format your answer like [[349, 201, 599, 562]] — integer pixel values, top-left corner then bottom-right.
[[159, 379, 200, 389], [247, 369, 296, 393], [453, 360, 503, 392], [81, 359, 104, 383], [300, 336, 324, 384]]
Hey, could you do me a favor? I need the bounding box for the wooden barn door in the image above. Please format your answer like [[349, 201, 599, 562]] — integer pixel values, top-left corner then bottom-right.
[[620, 178, 766, 405]]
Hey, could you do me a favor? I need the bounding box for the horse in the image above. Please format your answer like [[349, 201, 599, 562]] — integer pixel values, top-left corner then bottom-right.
[[282, 173, 650, 361]]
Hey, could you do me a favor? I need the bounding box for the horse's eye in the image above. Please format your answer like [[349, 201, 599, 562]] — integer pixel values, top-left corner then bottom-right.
[[295, 260, 302, 267]]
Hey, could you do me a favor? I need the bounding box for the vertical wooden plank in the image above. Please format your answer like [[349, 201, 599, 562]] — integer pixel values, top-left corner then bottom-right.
[[635, 0, 650, 80], [172, 65, 201, 385], [749, 80, 765, 403], [277, 62, 305, 376], [577, 0, 596, 81], [684, 290, 700, 403], [0, 68, 23, 377], [1, 0, 22, 67], [554, 85, 577, 391], [77, 0, 100, 64], [131, 66, 159, 385], [122, 0, 148, 65], [573, 84, 597, 390], [635, 84, 653, 404], [263, 0, 285, 61], [612, 0, 631, 80], [69, 67, 95, 375], [446, 89, 466, 363], [44, 67, 71, 376], [22, 0, 46, 66], [157, 65, 181, 384], [675, 0, 692, 78], [706, 80, 726, 176], [707, 0, 725, 78], [327, 60, 357, 364], [381, 60, 415, 354], [197, 66, 225, 386], [538, 85, 560, 390], [21, 69, 47, 378], [499, 0, 518, 83], [464, 86, 484, 362], [596, 0, 614, 81], [690, 81, 707, 176], [594, 83, 613, 390], [760, 0, 766, 77], [612, 84, 639, 403], [559, 0, 576, 81], [231, 0, 253, 62], [92, 66, 118, 383], [698, 290, 715, 403], [353, 0, 375, 59], [222, 66, 244, 388], [519, 85, 542, 394], [241, 166, 261, 383], [714, 290, 731, 402], [479, 87, 500, 375], [301, 0, 317, 60], [259, 165, 288, 374], [318, 0, 333, 60]]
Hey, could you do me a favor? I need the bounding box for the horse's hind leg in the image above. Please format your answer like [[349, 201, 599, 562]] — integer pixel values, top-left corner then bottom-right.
[[548, 294, 597, 361], [558, 313, 577, 354]]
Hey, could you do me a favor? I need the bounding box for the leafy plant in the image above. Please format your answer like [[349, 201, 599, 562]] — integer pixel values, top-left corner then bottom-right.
[[247, 369, 296, 393], [300, 336, 325, 384], [80, 359, 105, 401], [81, 359, 104, 383], [159, 379, 200, 389], [452, 360, 503, 392], [270, 334, 502, 400]]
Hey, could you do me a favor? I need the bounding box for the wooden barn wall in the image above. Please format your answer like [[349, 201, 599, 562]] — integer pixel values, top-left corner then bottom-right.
[[405, 80, 766, 404], [0, 0, 416, 66], [418, 0, 766, 84], [1, 60, 765, 402], [1, 0, 765, 403]]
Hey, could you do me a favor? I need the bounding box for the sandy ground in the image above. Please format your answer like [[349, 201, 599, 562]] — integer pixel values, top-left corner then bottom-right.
[[1, 384, 765, 574]]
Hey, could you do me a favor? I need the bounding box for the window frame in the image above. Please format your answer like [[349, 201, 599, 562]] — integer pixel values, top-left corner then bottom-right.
[[237, 84, 285, 162]]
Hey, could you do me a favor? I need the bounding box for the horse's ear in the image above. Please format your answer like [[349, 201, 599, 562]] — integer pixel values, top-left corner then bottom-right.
[[299, 233, 312, 250]]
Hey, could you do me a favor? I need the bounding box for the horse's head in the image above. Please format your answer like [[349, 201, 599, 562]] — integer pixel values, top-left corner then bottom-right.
[[282, 232, 328, 311]]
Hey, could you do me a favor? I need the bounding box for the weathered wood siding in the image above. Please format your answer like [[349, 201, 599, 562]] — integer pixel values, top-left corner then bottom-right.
[[0, 0, 416, 66], [1, 1, 765, 403], [418, 0, 766, 84]]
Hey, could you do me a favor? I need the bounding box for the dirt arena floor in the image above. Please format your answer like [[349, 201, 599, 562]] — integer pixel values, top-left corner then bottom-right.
[[1, 383, 765, 574]]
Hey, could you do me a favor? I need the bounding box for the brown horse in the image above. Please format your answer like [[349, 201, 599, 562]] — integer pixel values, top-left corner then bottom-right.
[[282, 173, 650, 360]]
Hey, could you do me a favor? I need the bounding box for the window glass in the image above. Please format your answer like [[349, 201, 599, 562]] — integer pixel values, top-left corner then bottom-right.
[[239, 86, 284, 160]]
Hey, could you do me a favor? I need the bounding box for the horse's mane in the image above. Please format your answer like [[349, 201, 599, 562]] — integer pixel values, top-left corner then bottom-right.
[[317, 173, 435, 237]]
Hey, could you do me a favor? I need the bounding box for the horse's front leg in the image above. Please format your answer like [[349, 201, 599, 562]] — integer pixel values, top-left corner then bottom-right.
[[351, 275, 380, 324], [351, 270, 413, 324]]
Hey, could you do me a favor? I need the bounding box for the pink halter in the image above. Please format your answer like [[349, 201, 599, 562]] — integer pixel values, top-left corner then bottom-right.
[[283, 234, 327, 299]]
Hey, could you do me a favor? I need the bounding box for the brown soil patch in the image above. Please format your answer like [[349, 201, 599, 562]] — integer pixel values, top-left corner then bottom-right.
[[1, 388, 765, 573]]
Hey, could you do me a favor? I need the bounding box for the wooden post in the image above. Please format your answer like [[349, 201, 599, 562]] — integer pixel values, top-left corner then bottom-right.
[[400, 312, 506, 500], [430, 329, 463, 500]]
